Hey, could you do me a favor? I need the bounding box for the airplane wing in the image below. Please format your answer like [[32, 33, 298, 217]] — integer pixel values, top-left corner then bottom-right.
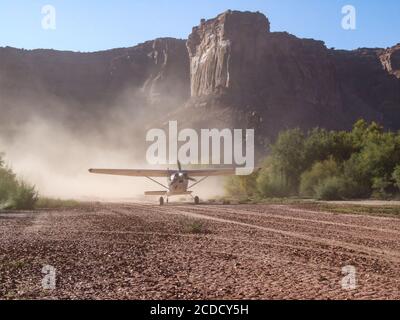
[[183, 168, 237, 177], [89, 167, 257, 177], [88, 169, 171, 177]]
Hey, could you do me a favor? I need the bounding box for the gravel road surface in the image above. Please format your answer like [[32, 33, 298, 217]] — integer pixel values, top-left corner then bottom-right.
[[0, 203, 399, 299]]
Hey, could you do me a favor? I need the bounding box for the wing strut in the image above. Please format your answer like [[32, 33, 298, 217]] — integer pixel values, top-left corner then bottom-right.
[[145, 176, 169, 190], [188, 176, 209, 189]]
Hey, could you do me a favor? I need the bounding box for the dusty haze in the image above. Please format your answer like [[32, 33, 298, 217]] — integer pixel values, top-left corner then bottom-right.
[[0, 90, 226, 201]]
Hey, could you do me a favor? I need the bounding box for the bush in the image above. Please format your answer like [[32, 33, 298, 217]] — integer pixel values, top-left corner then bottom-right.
[[8, 181, 38, 210], [371, 176, 396, 199], [225, 171, 259, 198], [256, 170, 292, 198], [256, 157, 296, 199], [224, 176, 243, 198], [225, 176, 249, 198], [180, 218, 208, 234], [0, 154, 38, 210], [35, 197, 80, 209], [336, 177, 367, 199], [299, 158, 340, 197], [393, 165, 400, 190], [315, 177, 343, 201], [342, 155, 373, 198], [0, 166, 18, 205]]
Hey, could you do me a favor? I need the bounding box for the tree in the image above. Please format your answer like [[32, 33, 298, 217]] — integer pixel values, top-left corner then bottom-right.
[[303, 128, 355, 166], [256, 158, 292, 197], [0, 153, 17, 204], [225, 119, 400, 200], [271, 128, 306, 191], [393, 165, 400, 190]]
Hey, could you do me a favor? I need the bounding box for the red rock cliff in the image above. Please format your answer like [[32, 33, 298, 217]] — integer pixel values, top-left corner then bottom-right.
[[183, 10, 400, 135]]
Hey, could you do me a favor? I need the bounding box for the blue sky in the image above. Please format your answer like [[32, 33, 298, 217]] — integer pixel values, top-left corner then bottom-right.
[[0, 0, 399, 52]]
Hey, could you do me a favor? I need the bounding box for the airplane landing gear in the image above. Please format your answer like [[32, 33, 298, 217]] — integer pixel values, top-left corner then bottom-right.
[[194, 196, 200, 205], [159, 197, 164, 206]]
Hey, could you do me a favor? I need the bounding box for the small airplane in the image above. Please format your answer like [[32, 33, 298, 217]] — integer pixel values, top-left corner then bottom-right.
[[89, 161, 237, 205]]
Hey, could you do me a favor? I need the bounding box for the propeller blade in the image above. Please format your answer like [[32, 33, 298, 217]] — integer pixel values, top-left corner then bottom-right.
[[177, 160, 182, 172], [188, 177, 197, 182]]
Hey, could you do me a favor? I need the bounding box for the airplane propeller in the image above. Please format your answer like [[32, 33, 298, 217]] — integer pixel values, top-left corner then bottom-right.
[[177, 160, 197, 182]]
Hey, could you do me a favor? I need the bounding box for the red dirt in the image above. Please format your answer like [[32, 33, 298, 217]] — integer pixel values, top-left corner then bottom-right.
[[0, 203, 399, 299]]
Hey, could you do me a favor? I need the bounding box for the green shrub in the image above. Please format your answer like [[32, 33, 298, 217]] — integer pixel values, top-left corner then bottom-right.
[[180, 218, 208, 234], [0, 166, 18, 205], [371, 176, 395, 199], [225, 176, 247, 198], [256, 168, 292, 198], [315, 177, 343, 201], [8, 181, 38, 210], [299, 157, 340, 197], [393, 165, 400, 190], [225, 172, 259, 198], [336, 177, 367, 199], [0, 154, 38, 210]]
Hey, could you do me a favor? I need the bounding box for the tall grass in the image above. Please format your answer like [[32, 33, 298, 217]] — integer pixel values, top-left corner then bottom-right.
[[35, 197, 81, 209]]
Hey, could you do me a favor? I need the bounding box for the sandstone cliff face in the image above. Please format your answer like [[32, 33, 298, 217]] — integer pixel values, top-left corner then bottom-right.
[[331, 47, 400, 129], [379, 44, 400, 79], [183, 10, 400, 136], [0, 38, 189, 126], [109, 38, 189, 108], [187, 11, 270, 98], [1, 10, 399, 144]]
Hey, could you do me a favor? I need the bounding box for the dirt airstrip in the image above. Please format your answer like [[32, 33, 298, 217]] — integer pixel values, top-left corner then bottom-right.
[[0, 202, 399, 299]]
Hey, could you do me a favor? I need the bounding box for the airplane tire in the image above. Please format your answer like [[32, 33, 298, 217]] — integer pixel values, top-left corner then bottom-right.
[[194, 196, 200, 205], [159, 197, 164, 206]]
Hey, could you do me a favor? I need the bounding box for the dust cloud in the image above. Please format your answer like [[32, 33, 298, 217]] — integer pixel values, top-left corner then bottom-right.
[[0, 90, 226, 201]]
